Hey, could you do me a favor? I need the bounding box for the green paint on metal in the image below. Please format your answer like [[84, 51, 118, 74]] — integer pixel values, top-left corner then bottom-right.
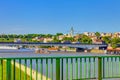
[[19, 59, 21, 80], [111, 57, 113, 78], [30, 59, 32, 80], [0, 56, 97, 60], [80, 58, 82, 79], [0, 60, 3, 80], [1, 55, 120, 80], [115, 58, 118, 77], [103, 58, 105, 78], [93, 58, 96, 78], [61, 59, 63, 80], [46, 59, 48, 80], [76, 58, 78, 79], [36, 59, 38, 80], [6, 59, 11, 80], [107, 58, 109, 77], [98, 57, 102, 80], [84, 58, 87, 79], [70, 59, 73, 80], [119, 58, 120, 77], [108, 58, 110, 77], [66, 58, 68, 80], [1, 55, 120, 60], [110, 58, 112, 77], [56, 58, 60, 80], [51, 59, 53, 80], [11, 59, 15, 80], [24, 59, 27, 80], [41, 59, 43, 80], [88, 58, 91, 79]]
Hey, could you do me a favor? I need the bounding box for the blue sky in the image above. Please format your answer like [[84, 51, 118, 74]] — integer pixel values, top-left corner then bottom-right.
[[0, 0, 120, 34]]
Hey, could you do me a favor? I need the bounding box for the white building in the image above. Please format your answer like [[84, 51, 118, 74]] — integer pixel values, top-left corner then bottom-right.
[[14, 38, 21, 42]]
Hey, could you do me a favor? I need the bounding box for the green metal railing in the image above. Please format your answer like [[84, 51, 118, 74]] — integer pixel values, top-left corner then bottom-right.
[[0, 56, 120, 80]]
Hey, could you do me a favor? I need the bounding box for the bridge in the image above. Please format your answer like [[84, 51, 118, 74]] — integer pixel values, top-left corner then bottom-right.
[[0, 42, 108, 48]]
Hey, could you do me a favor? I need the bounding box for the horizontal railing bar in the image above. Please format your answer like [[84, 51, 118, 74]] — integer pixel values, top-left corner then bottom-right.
[[0, 56, 120, 59], [103, 77, 120, 78], [0, 56, 97, 59]]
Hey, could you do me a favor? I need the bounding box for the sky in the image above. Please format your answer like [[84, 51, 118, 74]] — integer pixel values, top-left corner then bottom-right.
[[0, 0, 120, 34]]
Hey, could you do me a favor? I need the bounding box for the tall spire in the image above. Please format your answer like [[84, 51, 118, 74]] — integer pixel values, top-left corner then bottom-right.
[[70, 27, 74, 37]]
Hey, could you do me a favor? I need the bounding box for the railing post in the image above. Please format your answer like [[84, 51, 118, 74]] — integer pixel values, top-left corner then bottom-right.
[[0, 60, 3, 80], [98, 57, 102, 80], [56, 58, 60, 80], [103, 58, 105, 78], [6, 59, 11, 80], [61, 59, 63, 80]]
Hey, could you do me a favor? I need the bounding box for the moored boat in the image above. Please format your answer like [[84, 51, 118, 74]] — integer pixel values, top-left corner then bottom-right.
[[0, 46, 19, 49]]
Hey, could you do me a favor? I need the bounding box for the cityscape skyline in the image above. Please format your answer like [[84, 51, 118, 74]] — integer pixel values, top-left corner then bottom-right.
[[0, 0, 120, 34]]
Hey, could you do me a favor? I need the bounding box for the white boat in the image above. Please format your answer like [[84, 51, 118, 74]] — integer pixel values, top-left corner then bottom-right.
[[0, 46, 19, 49]]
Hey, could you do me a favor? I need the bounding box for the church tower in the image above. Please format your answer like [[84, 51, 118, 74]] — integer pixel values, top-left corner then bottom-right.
[[69, 27, 74, 37]]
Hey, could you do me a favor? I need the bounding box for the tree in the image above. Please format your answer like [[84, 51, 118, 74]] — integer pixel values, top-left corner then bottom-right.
[[18, 34, 24, 38], [95, 32, 101, 38], [52, 36, 61, 42], [80, 35, 92, 44], [62, 37, 74, 42], [102, 36, 111, 44], [56, 33, 63, 36], [111, 38, 120, 48], [45, 34, 53, 38]]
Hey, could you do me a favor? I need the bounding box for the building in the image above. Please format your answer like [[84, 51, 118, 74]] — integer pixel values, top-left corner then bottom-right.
[[14, 38, 21, 42], [58, 35, 65, 40], [92, 39, 105, 44], [113, 32, 120, 38], [83, 32, 95, 36], [101, 32, 113, 37], [32, 36, 44, 42], [43, 38, 53, 43]]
